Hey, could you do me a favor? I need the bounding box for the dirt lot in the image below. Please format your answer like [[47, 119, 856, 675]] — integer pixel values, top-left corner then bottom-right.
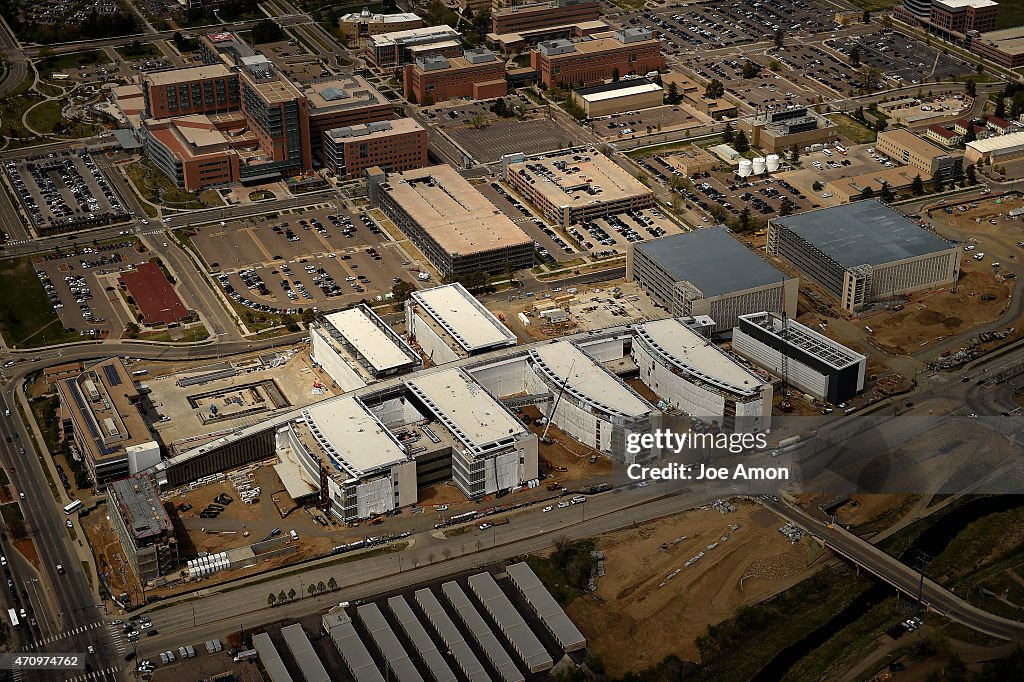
[[82, 508, 139, 600], [151, 651, 263, 682], [565, 501, 819, 676]]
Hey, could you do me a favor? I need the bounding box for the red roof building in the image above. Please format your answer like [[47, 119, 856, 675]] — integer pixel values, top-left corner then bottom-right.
[[120, 262, 190, 326]]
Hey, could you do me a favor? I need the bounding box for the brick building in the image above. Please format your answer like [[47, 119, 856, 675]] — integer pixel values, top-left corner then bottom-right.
[[403, 48, 508, 103], [141, 64, 239, 119], [530, 29, 664, 88], [491, 0, 601, 35], [323, 118, 428, 179], [338, 10, 422, 41]]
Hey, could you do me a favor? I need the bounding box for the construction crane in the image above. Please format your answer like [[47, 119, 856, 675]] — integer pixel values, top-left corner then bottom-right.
[[780, 310, 792, 412], [541, 359, 575, 444]]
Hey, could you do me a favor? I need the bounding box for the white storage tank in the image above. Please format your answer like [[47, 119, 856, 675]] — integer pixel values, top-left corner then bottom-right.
[[737, 159, 753, 177], [766, 154, 780, 172], [753, 157, 767, 174]]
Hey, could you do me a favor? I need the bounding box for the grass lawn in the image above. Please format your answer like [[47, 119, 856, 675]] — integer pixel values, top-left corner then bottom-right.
[[609, 0, 649, 9], [0, 71, 45, 142], [847, 0, 896, 10], [0, 257, 80, 348], [24, 100, 65, 134], [0, 469, 8, 487], [0, 503, 24, 526], [626, 136, 722, 159], [125, 159, 223, 209], [29, 396, 60, 453], [526, 539, 594, 606], [997, 1, 1024, 29], [829, 113, 877, 144], [136, 326, 210, 343], [115, 42, 163, 60], [36, 50, 110, 74]]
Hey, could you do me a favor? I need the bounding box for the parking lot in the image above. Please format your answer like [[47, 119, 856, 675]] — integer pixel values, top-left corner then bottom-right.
[[827, 30, 974, 89], [193, 210, 414, 314], [32, 239, 150, 339], [478, 181, 580, 264], [592, 104, 703, 140], [686, 56, 820, 110], [440, 114, 586, 164], [619, 0, 839, 55], [3, 149, 129, 236]]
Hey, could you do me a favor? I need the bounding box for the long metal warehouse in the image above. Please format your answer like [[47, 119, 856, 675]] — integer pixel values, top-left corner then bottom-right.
[[387, 596, 458, 682], [357, 603, 424, 682], [415, 588, 489, 682], [280, 624, 330, 682], [322, 610, 386, 682], [252, 632, 295, 682], [467, 572, 553, 672], [506, 562, 587, 652], [441, 581, 525, 682]]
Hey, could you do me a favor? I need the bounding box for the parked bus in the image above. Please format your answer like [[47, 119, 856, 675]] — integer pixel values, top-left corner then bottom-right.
[[8, 608, 19, 629], [63, 500, 83, 515]]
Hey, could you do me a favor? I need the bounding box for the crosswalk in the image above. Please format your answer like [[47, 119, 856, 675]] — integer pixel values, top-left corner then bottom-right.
[[63, 666, 118, 682], [32, 620, 106, 646]]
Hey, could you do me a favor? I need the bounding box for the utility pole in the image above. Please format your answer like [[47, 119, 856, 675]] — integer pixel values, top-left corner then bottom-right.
[[915, 550, 933, 616]]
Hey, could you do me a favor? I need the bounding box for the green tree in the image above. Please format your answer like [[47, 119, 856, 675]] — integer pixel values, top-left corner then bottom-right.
[[779, 197, 794, 216], [812, 180, 824, 191], [738, 207, 753, 232], [328, 576, 338, 590], [705, 78, 725, 99], [964, 126, 977, 144], [317, 580, 326, 593], [392, 279, 415, 302], [287, 588, 296, 600], [863, 9, 871, 22], [734, 129, 750, 153], [307, 584, 316, 597], [995, 95, 1007, 120], [741, 60, 760, 79], [301, 308, 316, 325], [124, 322, 140, 338], [251, 19, 284, 44], [850, 47, 860, 67], [879, 181, 893, 202], [966, 163, 977, 184], [722, 124, 735, 144], [790, 143, 800, 164], [861, 185, 875, 199], [774, 27, 785, 49], [268, 593, 276, 606], [278, 590, 287, 603], [665, 81, 680, 104], [965, 78, 976, 97], [910, 174, 925, 196]]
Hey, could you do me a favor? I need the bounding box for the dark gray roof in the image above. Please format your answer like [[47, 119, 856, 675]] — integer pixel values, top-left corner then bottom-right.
[[772, 199, 953, 267], [635, 226, 789, 296], [109, 476, 170, 541]]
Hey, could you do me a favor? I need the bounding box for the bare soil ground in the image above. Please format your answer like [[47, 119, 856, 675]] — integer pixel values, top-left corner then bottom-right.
[[565, 501, 821, 676], [13, 538, 39, 571], [81, 510, 138, 600]]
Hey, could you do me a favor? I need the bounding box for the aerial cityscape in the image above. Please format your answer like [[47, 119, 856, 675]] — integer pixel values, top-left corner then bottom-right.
[[2, 0, 1024, 679]]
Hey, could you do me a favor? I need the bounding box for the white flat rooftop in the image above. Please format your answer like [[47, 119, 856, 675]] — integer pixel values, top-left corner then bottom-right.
[[411, 283, 516, 353], [322, 307, 417, 374], [406, 368, 525, 450], [530, 341, 652, 418], [635, 319, 764, 397], [581, 82, 662, 103], [303, 397, 408, 477]]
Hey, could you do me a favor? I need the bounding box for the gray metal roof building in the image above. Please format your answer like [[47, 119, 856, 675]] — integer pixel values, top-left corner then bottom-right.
[[415, 588, 490, 682], [441, 581, 525, 682], [769, 200, 953, 268], [280, 624, 330, 682], [768, 199, 959, 311], [506, 562, 587, 652], [387, 596, 458, 682], [322, 610, 385, 682], [467, 572, 553, 673], [252, 632, 295, 682], [356, 603, 424, 682], [627, 226, 797, 332]]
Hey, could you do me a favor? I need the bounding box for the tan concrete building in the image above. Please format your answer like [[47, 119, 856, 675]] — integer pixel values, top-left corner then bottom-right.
[[500, 146, 654, 226], [965, 130, 1024, 164], [740, 107, 838, 153], [367, 165, 534, 277], [664, 145, 719, 175], [827, 166, 920, 203], [875, 128, 962, 180], [572, 78, 663, 117], [338, 10, 422, 41]]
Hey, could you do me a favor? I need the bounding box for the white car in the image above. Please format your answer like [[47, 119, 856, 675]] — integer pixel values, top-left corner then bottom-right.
[[557, 501, 570, 509], [542, 506, 553, 513], [140, 622, 152, 629], [66, 519, 73, 528], [140, 219, 149, 225], [112, 619, 123, 625], [436, 504, 448, 511]]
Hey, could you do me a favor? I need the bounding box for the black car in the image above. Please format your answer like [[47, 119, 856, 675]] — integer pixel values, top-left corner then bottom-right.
[[146, 629, 158, 637], [124, 653, 136, 661]]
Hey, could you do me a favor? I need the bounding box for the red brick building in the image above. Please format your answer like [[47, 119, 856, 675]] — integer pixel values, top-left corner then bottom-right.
[[530, 29, 665, 88], [403, 49, 508, 103], [142, 64, 239, 119], [491, 0, 601, 35], [323, 118, 428, 179]]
